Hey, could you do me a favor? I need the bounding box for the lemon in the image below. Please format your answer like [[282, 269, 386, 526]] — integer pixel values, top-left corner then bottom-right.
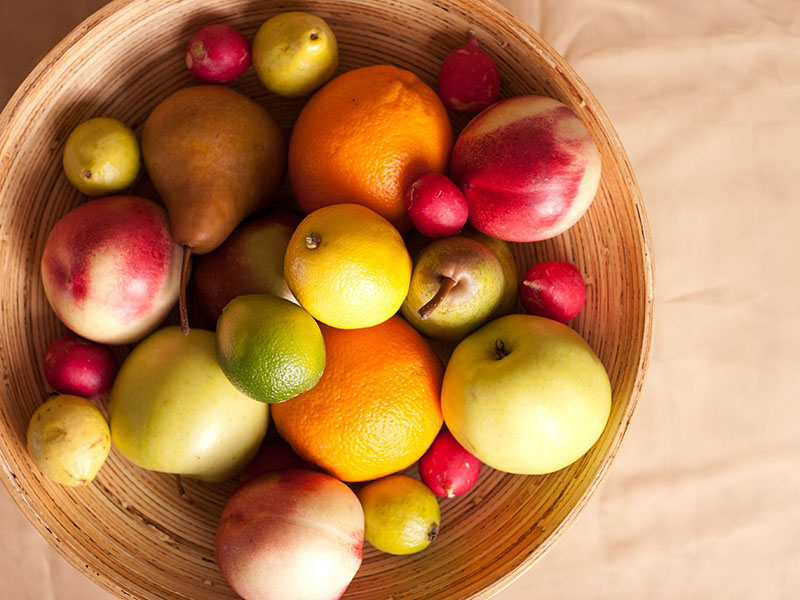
[[358, 475, 441, 555], [62, 117, 141, 195], [284, 204, 412, 329], [252, 12, 339, 98], [216, 294, 326, 403], [27, 394, 111, 486]]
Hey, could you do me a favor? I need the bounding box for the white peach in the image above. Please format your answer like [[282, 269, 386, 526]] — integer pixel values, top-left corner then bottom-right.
[[215, 469, 364, 600]]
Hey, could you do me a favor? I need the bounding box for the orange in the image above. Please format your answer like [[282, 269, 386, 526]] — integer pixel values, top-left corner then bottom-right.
[[271, 316, 443, 482], [288, 64, 453, 233]]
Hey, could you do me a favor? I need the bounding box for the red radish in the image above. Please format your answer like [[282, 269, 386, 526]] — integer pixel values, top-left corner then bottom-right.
[[419, 429, 481, 498], [519, 260, 586, 322], [240, 440, 317, 483], [437, 36, 500, 113], [43, 334, 118, 397], [405, 172, 469, 238], [185, 24, 251, 84]]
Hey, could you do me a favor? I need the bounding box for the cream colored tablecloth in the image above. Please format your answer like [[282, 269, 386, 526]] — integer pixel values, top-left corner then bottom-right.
[[2, 1, 799, 598]]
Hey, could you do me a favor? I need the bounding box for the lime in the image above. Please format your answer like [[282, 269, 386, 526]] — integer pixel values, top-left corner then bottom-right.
[[252, 12, 338, 98], [27, 394, 111, 486], [216, 294, 325, 403], [357, 474, 441, 555], [62, 117, 141, 196]]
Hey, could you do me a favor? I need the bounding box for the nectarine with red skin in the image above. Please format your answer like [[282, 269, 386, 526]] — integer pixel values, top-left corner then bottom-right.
[[450, 96, 601, 242], [40, 196, 182, 345]]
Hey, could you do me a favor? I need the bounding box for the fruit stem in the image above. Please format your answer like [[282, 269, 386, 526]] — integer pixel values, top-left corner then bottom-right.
[[179, 246, 192, 336], [305, 232, 321, 250], [494, 338, 510, 360], [418, 276, 457, 320]]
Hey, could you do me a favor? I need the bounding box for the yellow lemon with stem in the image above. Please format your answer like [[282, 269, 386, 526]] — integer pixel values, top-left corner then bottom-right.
[[284, 204, 412, 329]]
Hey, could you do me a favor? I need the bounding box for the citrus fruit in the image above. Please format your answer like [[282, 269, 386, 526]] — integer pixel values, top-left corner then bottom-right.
[[358, 475, 441, 555], [288, 64, 453, 232], [63, 117, 140, 196], [252, 12, 338, 97], [271, 316, 443, 482], [284, 204, 412, 329], [27, 394, 111, 486], [216, 294, 326, 403]]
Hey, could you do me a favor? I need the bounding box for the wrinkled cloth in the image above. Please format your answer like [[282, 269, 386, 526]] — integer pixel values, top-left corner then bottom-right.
[[2, 0, 799, 598]]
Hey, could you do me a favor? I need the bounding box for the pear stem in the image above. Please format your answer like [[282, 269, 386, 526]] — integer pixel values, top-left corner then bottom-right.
[[419, 276, 457, 320], [179, 246, 192, 336]]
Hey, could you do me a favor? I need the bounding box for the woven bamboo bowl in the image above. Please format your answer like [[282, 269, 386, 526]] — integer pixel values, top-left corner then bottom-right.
[[0, 0, 653, 598]]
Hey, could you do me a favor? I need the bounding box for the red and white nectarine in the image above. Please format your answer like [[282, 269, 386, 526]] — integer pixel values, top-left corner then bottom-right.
[[450, 95, 601, 242]]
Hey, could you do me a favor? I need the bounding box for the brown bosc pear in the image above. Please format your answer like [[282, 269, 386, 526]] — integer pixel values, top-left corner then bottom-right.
[[141, 85, 286, 334]]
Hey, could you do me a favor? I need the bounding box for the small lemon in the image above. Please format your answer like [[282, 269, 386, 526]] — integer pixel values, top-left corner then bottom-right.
[[216, 294, 326, 404], [252, 11, 338, 97], [62, 117, 141, 196], [358, 475, 441, 555], [284, 204, 412, 329], [27, 394, 111, 486]]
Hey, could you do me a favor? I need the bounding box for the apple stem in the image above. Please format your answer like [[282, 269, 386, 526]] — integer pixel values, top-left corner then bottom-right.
[[494, 338, 510, 360], [418, 276, 457, 320], [179, 246, 192, 336]]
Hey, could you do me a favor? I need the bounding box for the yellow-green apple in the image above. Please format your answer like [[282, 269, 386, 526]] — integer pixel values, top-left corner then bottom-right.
[[109, 326, 268, 482], [191, 211, 301, 322], [40, 196, 181, 345], [441, 314, 611, 474], [450, 96, 601, 242], [215, 469, 364, 600]]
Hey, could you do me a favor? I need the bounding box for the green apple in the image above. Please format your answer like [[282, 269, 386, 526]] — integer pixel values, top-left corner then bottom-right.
[[441, 314, 611, 474], [109, 326, 268, 482]]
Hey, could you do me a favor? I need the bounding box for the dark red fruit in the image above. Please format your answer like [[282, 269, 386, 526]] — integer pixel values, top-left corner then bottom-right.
[[185, 24, 251, 84], [405, 172, 469, 238], [240, 440, 317, 483], [43, 334, 119, 397], [419, 429, 481, 498], [437, 36, 500, 113], [519, 260, 587, 322]]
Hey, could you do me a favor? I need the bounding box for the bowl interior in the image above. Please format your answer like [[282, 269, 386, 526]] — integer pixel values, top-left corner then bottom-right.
[[0, 1, 653, 599]]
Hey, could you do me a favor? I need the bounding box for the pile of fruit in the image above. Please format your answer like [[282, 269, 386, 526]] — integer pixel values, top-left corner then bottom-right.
[[28, 12, 612, 600]]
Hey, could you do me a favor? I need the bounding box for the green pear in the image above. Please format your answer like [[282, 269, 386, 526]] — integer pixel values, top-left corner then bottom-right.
[[460, 228, 519, 317], [401, 236, 504, 342], [109, 326, 268, 482]]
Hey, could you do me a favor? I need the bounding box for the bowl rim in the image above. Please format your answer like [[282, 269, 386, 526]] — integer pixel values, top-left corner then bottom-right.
[[0, 0, 655, 598]]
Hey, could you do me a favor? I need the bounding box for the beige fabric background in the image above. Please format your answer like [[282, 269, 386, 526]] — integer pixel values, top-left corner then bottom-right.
[[2, 1, 799, 598]]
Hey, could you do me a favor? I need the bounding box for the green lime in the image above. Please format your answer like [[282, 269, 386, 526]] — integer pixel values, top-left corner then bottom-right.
[[358, 474, 441, 555], [62, 117, 141, 196], [27, 394, 111, 486], [216, 294, 325, 403]]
